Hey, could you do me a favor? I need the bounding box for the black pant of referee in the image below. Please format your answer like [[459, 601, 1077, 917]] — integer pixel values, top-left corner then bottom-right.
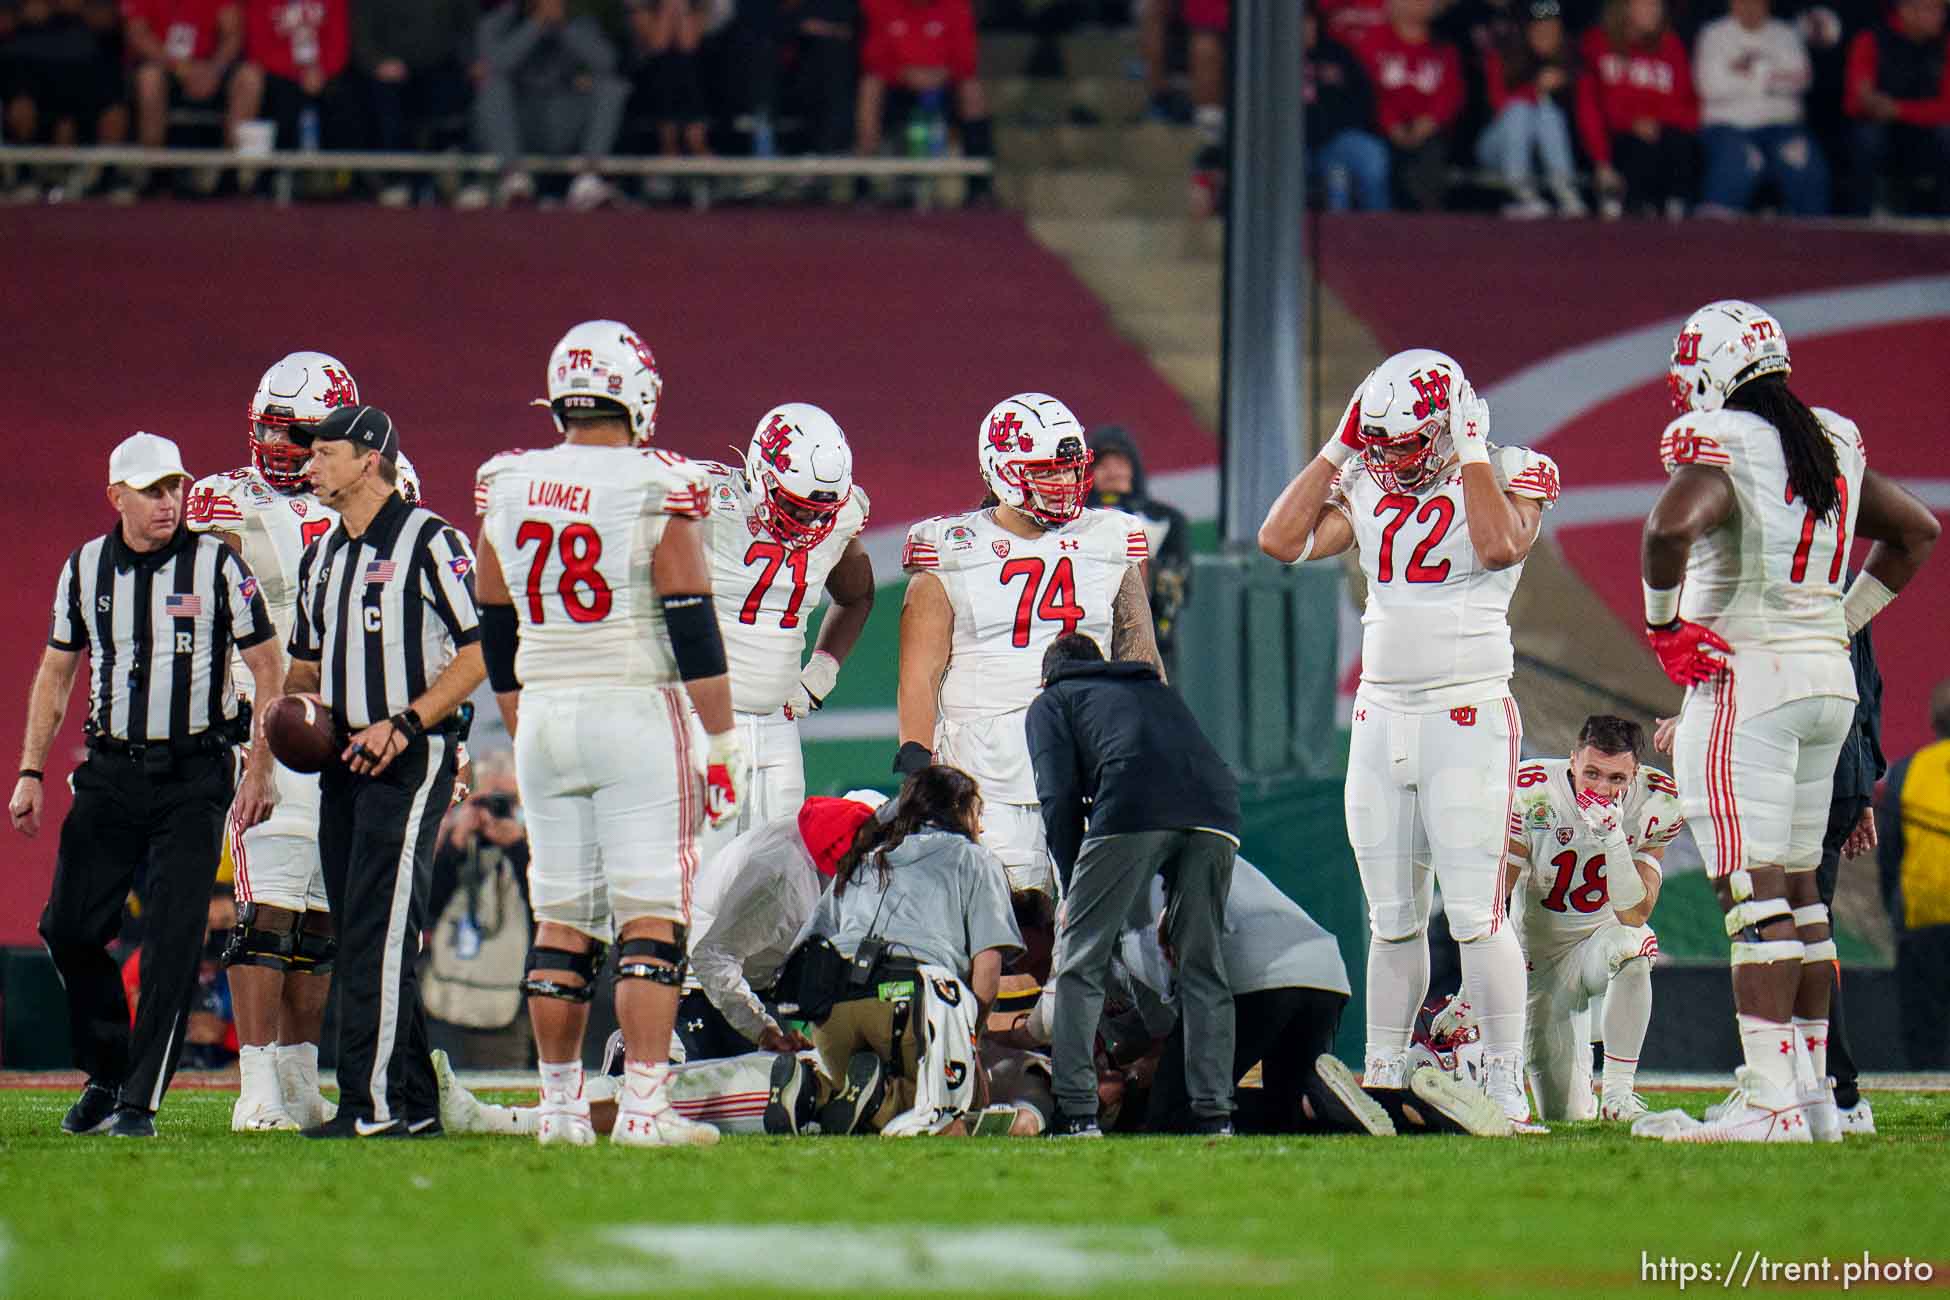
[[317, 731, 459, 1130]]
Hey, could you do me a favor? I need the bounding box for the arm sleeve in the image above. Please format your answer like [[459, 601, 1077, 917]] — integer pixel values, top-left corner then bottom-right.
[[1575, 35, 1612, 163], [287, 545, 323, 662], [1692, 22, 1741, 104], [901, 518, 942, 572], [1495, 446, 1562, 507], [860, 0, 894, 80], [962, 846, 1025, 963], [692, 850, 787, 1042], [48, 552, 86, 651], [1027, 691, 1087, 882], [559, 15, 618, 74], [221, 547, 277, 650], [1843, 31, 1876, 118], [1895, 59, 1950, 126], [947, 0, 978, 81], [1666, 37, 1701, 129], [185, 478, 244, 532], [1484, 47, 1511, 113], [421, 524, 483, 646]]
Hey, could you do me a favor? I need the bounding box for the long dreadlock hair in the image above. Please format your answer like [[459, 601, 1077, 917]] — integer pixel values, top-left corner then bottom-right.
[[1724, 373, 1841, 520]]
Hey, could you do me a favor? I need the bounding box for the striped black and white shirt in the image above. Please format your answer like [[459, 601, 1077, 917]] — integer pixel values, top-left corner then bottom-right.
[[48, 525, 276, 744], [289, 492, 482, 730]]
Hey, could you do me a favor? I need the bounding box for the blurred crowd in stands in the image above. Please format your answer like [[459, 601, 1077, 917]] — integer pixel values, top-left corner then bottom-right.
[[1, 0, 1945, 214]]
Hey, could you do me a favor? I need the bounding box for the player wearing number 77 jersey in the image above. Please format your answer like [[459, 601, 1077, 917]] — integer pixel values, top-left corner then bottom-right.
[[898, 393, 1160, 898], [473, 319, 743, 1149], [1503, 715, 1681, 1124], [1637, 300, 1938, 1144], [1258, 348, 1561, 1129]]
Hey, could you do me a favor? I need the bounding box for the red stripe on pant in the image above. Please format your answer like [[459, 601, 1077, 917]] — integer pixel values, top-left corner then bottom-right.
[[1493, 698, 1521, 933], [1703, 675, 1741, 878]]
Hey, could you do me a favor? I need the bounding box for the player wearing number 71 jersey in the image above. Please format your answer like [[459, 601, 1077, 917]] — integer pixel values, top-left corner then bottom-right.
[[1258, 348, 1561, 1128], [473, 319, 744, 1149], [1637, 300, 1938, 1144], [1504, 715, 1682, 1124]]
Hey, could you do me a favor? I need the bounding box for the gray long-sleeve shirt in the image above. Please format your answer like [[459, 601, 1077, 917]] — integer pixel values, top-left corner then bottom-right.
[[796, 829, 1024, 978], [689, 814, 825, 1045], [478, 4, 618, 89]]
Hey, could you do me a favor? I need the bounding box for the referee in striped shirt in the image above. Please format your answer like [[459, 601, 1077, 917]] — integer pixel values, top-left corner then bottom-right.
[[10, 433, 282, 1138], [283, 405, 484, 1138]]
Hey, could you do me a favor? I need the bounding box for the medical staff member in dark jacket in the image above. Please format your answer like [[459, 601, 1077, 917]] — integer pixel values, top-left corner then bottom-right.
[[1026, 632, 1241, 1137]]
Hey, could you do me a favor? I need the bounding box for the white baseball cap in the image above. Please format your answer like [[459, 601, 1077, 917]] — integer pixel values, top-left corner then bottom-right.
[[108, 432, 188, 488]]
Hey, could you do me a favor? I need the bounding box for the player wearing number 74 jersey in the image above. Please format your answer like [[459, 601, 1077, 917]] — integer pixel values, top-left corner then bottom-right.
[[1259, 348, 1561, 1129], [473, 319, 744, 1149]]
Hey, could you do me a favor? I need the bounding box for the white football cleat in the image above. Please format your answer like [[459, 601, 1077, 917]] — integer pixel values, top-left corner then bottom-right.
[[1600, 1090, 1649, 1122], [1631, 1107, 1699, 1139], [1702, 1083, 1744, 1123], [1310, 1054, 1397, 1136], [231, 1094, 300, 1132], [536, 1095, 597, 1147], [1407, 1066, 1513, 1137], [1839, 1099, 1876, 1135], [1663, 1068, 1810, 1144], [613, 1063, 720, 1148], [1801, 1078, 1842, 1143], [1483, 1053, 1543, 1131]]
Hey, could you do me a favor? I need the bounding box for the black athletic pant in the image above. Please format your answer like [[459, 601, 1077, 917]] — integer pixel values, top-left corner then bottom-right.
[[1815, 794, 1867, 1106], [319, 734, 456, 1126], [676, 988, 761, 1061], [38, 748, 231, 1115], [1146, 986, 1346, 1134], [1608, 128, 1694, 212], [1897, 925, 1950, 1070]]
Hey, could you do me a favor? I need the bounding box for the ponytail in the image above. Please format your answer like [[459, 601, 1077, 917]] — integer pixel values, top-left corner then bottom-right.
[[1724, 373, 1840, 520]]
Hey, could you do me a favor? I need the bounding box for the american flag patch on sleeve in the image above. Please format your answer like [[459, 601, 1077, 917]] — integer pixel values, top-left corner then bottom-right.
[[164, 593, 203, 618], [365, 560, 398, 585]]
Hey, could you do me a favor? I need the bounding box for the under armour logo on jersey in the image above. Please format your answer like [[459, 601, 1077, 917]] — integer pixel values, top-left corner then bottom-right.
[[1409, 371, 1452, 420], [1058, 538, 1080, 551], [319, 367, 357, 409], [1353, 709, 1366, 722], [756, 414, 795, 471], [987, 410, 1031, 453]]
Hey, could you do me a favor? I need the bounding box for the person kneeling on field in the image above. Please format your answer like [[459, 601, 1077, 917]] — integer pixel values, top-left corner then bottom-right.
[[767, 765, 1022, 1137]]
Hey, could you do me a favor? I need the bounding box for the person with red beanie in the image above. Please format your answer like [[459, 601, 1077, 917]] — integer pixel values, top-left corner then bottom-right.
[[1354, 0, 1466, 210], [1576, 0, 1699, 218], [680, 793, 885, 1061]]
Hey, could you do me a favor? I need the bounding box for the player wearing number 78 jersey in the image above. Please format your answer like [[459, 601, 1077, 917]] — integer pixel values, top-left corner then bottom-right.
[[1258, 348, 1561, 1128], [1503, 715, 1681, 1124], [473, 319, 742, 1149]]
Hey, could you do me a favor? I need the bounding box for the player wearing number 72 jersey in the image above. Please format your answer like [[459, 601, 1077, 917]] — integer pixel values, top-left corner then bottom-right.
[[1258, 348, 1561, 1128], [898, 394, 1159, 898], [1503, 715, 1682, 1124], [473, 319, 742, 1149]]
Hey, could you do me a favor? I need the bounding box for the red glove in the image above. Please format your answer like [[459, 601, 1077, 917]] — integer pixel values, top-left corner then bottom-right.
[[1645, 619, 1732, 687]]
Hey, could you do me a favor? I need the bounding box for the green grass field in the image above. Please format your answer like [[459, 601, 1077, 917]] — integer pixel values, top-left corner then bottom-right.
[[1, 1089, 1944, 1299]]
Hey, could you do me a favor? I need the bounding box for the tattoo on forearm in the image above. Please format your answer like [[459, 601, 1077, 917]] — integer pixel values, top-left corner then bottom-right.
[[1110, 565, 1164, 677]]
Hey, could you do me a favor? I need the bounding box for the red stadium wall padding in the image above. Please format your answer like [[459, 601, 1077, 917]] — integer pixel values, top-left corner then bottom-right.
[[0, 206, 1216, 943]]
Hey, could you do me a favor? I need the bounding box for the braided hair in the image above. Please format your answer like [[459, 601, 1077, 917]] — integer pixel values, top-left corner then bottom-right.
[[1724, 373, 1841, 520], [833, 765, 983, 897]]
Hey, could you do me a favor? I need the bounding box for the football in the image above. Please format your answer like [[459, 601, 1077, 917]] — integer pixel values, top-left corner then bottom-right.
[[263, 694, 338, 774]]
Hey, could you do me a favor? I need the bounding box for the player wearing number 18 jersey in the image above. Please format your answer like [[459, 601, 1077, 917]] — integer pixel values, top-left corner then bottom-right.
[[897, 394, 1158, 897], [475, 319, 743, 1149], [1638, 300, 1937, 1143], [1259, 348, 1561, 1128], [1505, 716, 1681, 1123]]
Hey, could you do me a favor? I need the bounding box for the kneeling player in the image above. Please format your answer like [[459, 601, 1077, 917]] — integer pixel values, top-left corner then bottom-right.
[[1505, 715, 1681, 1122]]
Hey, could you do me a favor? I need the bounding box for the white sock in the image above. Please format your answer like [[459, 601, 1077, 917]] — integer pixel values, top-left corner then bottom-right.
[[1459, 927, 1527, 1059], [1601, 959, 1652, 1093], [1364, 935, 1429, 1060], [1737, 1013, 1797, 1092], [539, 1059, 583, 1102], [1792, 1016, 1829, 1084], [239, 1044, 281, 1100], [275, 1042, 321, 1089]]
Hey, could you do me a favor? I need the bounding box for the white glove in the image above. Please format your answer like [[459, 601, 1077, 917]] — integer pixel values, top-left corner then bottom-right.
[[1575, 787, 1647, 913], [1573, 787, 1627, 844], [1451, 379, 1490, 466], [703, 730, 747, 830], [784, 650, 840, 720]]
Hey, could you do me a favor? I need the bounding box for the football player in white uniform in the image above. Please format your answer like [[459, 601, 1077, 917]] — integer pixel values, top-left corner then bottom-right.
[[1636, 300, 1937, 1142], [896, 393, 1160, 897], [683, 403, 874, 1051], [1258, 348, 1561, 1125], [1505, 715, 1682, 1123], [185, 350, 409, 1132], [474, 319, 746, 1149]]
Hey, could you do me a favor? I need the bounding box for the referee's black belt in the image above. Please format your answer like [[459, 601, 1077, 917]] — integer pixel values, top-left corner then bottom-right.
[[86, 729, 242, 760]]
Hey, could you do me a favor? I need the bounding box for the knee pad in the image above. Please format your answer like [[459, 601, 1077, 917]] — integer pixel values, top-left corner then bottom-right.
[[1791, 903, 1829, 932], [1723, 896, 1793, 941], [616, 933, 687, 987], [221, 903, 298, 972], [1797, 909, 1837, 963], [521, 943, 606, 1002], [289, 926, 337, 977], [1731, 939, 1804, 966], [1447, 903, 1501, 946], [1369, 903, 1427, 944]]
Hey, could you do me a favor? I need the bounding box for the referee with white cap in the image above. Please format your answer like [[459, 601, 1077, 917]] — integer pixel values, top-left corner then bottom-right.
[[282, 405, 485, 1137], [10, 432, 282, 1138]]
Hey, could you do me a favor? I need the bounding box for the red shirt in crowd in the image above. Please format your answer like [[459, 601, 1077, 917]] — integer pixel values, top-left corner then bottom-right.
[[1575, 26, 1699, 163], [247, 0, 348, 83], [1353, 24, 1465, 133], [121, 0, 235, 62], [861, 0, 978, 84], [1843, 28, 1950, 127]]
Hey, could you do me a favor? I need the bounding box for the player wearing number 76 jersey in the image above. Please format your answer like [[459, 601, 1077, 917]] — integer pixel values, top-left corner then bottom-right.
[[1258, 348, 1561, 1129], [1503, 716, 1681, 1124], [473, 319, 743, 1149]]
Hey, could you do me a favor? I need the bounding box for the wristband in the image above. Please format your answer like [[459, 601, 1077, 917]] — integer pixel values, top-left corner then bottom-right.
[[390, 709, 426, 742], [1318, 438, 1358, 469], [893, 740, 932, 777], [1841, 571, 1896, 636], [18, 769, 43, 782], [1642, 581, 1681, 628]]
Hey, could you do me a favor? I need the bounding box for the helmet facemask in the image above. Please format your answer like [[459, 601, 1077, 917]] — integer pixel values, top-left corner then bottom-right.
[[250, 411, 315, 494], [999, 445, 1095, 528], [1361, 418, 1450, 494], [755, 472, 844, 551]]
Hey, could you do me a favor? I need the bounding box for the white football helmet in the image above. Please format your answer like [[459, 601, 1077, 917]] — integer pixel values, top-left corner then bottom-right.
[[539, 319, 663, 442], [979, 392, 1094, 529], [1356, 348, 1463, 494], [1668, 300, 1791, 414], [249, 351, 359, 494], [743, 402, 854, 551]]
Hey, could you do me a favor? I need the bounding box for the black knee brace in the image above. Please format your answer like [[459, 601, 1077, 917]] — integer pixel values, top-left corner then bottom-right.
[[221, 903, 298, 972], [616, 933, 687, 987], [289, 926, 337, 977], [521, 944, 605, 1002]]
